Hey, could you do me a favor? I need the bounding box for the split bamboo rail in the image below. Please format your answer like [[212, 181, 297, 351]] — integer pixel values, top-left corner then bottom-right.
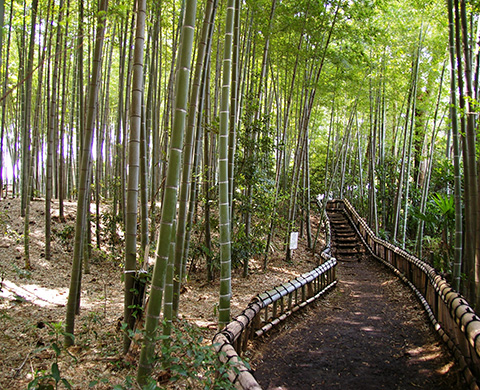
[[333, 198, 480, 390], [212, 216, 338, 390]]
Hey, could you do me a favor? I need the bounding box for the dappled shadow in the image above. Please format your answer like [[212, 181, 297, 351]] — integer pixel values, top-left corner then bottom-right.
[[252, 257, 465, 390]]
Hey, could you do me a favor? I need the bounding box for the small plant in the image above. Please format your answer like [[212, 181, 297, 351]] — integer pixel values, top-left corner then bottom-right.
[[160, 320, 238, 390], [101, 207, 124, 247], [117, 320, 239, 389], [88, 377, 110, 388], [27, 322, 75, 390], [0, 209, 10, 234], [54, 225, 75, 244], [12, 263, 31, 279], [231, 227, 265, 270], [79, 311, 104, 345]]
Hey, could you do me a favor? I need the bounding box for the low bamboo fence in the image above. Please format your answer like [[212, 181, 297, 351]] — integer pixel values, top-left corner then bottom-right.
[[212, 218, 338, 390], [333, 198, 480, 389]]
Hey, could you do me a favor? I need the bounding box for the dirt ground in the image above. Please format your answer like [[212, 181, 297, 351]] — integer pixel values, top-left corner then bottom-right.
[[250, 254, 466, 389], [0, 197, 320, 389]]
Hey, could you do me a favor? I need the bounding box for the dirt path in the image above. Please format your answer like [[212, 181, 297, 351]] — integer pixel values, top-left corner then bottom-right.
[[251, 255, 465, 390]]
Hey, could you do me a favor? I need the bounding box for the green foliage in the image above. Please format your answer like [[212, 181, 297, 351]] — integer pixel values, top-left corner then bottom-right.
[[430, 158, 455, 194], [12, 263, 31, 279], [0, 209, 21, 241], [414, 193, 456, 273], [88, 375, 160, 390], [233, 105, 277, 267], [414, 193, 455, 236], [159, 320, 237, 390], [191, 238, 219, 276], [231, 226, 265, 269], [52, 224, 74, 245], [101, 207, 124, 249], [432, 193, 455, 219], [110, 320, 237, 389], [421, 235, 451, 274], [79, 311, 104, 345], [27, 322, 74, 390]]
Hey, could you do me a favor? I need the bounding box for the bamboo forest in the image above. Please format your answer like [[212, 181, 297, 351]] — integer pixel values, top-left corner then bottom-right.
[[0, 0, 479, 388]]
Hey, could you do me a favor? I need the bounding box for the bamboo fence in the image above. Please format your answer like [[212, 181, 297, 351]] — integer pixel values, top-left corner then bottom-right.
[[212, 215, 337, 389], [337, 198, 480, 390]]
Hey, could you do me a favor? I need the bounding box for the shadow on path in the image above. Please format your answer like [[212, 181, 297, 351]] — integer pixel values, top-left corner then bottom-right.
[[251, 256, 465, 390]]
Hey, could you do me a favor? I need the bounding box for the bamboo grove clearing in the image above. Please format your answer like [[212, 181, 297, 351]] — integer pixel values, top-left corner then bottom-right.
[[0, 0, 480, 388]]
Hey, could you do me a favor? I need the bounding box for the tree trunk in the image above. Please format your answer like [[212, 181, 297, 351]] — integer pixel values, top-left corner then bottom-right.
[[218, 0, 235, 329], [46, 0, 65, 261], [136, 0, 197, 383], [65, 0, 108, 347], [172, 0, 217, 318], [21, 0, 39, 268], [454, 0, 477, 302], [123, 0, 146, 354], [20, 0, 38, 218], [0, 0, 13, 199], [58, 0, 71, 220]]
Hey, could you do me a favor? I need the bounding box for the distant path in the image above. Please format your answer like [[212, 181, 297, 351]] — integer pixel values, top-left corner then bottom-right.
[[251, 255, 465, 389]]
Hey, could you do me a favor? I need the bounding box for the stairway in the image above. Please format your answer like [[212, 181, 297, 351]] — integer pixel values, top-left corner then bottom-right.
[[326, 208, 364, 262]]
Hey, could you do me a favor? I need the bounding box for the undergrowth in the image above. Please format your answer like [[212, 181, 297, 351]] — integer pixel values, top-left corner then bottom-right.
[[27, 320, 238, 390]]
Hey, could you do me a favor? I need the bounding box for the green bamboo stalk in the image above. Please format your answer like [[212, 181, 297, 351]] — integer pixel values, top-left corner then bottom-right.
[[136, 0, 197, 383], [218, 0, 235, 329], [401, 29, 423, 248], [228, 0, 240, 213], [448, 0, 463, 292], [0, 0, 13, 200], [46, 0, 65, 261], [64, 0, 108, 347], [458, 0, 479, 307], [415, 63, 445, 258], [123, 0, 147, 354], [171, 0, 216, 319]]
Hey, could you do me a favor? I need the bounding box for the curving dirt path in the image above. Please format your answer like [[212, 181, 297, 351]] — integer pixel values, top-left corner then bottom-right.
[[251, 255, 465, 390]]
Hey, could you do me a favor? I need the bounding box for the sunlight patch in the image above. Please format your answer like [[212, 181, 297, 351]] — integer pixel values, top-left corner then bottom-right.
[[360, 326, 375, 332], [0, 279, 67, 307], [269, 266, 301, 278], [436, 361, 454, 374]]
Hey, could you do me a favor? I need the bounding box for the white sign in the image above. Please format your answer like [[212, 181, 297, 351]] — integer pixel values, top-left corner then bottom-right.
[[289, 232, 299, 250]]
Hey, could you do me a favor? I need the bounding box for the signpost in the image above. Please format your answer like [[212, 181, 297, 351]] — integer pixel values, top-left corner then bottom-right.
[[290, 231, 299, 250]]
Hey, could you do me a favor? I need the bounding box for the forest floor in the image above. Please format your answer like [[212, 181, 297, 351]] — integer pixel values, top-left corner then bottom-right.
[[0, 196, 321, 389], [0, 196, 465, 390]]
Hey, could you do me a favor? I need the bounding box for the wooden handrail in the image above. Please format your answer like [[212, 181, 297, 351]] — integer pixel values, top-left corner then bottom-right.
[[339, 198, 480, 390], [212, 212, 338, 390]]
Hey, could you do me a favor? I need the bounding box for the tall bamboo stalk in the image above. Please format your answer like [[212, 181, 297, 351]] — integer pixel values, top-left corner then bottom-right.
[[171, 0, 217, 318], [415, 63, 445, 257], [137, 0, 197, 383], [65, 0, 108, 347], [0, 0, 13, 199], [123, 0, 146, 354], [218, 0, 235, 329], [46, 0, 65, 261], [453, 0, 477, 301], [459, 0, 479, 306]]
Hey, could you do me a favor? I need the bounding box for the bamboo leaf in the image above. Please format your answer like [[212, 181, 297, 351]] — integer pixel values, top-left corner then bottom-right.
[[51, 362, 60, 382]]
